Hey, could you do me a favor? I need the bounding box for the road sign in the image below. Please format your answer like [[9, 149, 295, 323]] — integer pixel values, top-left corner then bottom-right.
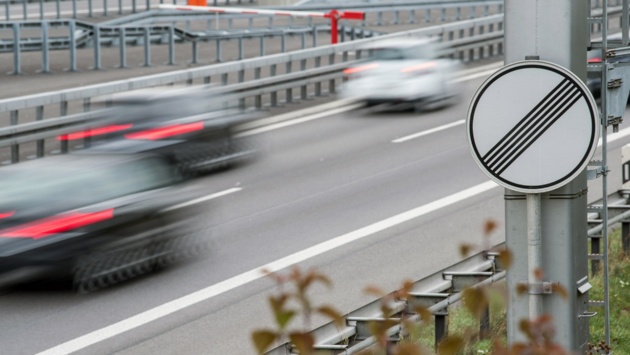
[[467, 60, 600, 193]]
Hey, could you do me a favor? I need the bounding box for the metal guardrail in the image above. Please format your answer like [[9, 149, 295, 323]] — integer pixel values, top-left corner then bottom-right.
[[0, 15, 503, 162], [0, 0, 504, 74]]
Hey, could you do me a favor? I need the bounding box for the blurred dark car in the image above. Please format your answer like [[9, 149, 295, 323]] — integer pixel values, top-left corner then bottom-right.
[[0, 150, 210, 292], [58, 86, 259, 176]]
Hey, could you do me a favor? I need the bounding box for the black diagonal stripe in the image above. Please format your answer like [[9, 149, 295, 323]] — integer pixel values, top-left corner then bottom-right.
[[483, 79, 572, 166], [494, 89, 582, 175], [487, 84, 580, 172]]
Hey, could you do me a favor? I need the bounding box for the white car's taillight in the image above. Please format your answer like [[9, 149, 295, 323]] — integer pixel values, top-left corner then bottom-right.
[[400, 61, 437, 76]]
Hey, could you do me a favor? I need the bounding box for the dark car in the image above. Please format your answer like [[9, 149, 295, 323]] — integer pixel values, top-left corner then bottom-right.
[[58, 86, 259, 176], [0, 151, 210, 292]]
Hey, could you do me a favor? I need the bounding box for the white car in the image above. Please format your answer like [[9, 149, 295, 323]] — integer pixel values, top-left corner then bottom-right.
[[339, 38, 463, 111]]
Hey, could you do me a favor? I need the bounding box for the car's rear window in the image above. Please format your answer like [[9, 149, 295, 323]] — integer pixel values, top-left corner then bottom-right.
[[371, 46, 435, 61], [0, 157, 178, 211]]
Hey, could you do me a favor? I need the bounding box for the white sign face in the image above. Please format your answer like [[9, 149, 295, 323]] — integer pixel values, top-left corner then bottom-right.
[[467, 60, 599, 193]]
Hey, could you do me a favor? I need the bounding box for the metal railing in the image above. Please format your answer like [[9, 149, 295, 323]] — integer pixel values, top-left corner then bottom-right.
[[0, 20, 504, 162]]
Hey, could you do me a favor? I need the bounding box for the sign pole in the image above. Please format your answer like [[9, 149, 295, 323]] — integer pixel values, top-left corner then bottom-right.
[[527, 193, 542, 320]]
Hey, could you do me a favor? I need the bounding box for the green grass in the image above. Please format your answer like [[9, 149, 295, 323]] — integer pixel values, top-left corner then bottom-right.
[[411, 228, 630, 354]]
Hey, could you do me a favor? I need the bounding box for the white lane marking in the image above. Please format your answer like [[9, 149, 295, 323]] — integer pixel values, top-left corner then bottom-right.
[[393, 120, 465, 143], [37, 180, 499, 355], [235, 103, 363, 137], [161, 188, 242, 212]]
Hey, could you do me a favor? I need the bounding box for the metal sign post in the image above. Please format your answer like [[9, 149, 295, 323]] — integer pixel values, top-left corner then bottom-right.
[[466, 56, 600, 350]]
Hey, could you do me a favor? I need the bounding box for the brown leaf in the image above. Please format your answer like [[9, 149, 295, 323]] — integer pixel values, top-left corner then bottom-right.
[[317, 305, 345, 328], [252, 329, 278, 354], [437, 336, 464, 355], [394, 342, 425, 355], [498, 249, 513, 270], [518, 319, 532, 339], [364, 285, 386, 298], [462, 287, 488, 318], [289, 332, 315, 355], [552, 283, 569, 300], [459, 243, 473, 257], [275, 310, 296, 330], [484, 219, 498, 235], [413, 305, 432, 323], [395, 279, 415, 300]]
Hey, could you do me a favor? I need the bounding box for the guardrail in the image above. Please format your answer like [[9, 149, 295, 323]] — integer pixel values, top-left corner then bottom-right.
[[1, 0, 504, 74], [0, 14, 503, 163], [263, 194, 630, 354]]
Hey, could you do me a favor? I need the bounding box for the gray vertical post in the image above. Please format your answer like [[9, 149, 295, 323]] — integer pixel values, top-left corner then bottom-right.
[[22, 0, 26, 19], [270, 64, 278, 106], [60, 101, 69, 154], [104, 0, 108, 17], [281, 32, 286, 52], [118, 0, 122, 15], [39, 0, 44, 19], [93, 25, 102, 70], [36, 106, 44, 157], [221, 73, 228, 86], [216, 39, 222, 62], [504, 0, 590, 351], [5, 2, 9, 21], [238, 37, 244, 60], [88, 0, 93, 17], [143, 26, 151, 67], [434, 312, 447, 349], [300, 59, 307, 100], [68, 20, 77, 71], [12, 23, 21, 75], [72, 0, 77, 18], [255, 67, 262, 109], [314, 56, 321, 96], [191, 41, 199, 64], [168, 26, 175, 65], [285, 61, 292, 103], [260, 36, 265, 56], [132, 0, 137, 13], [312, 26, 317, 47], [10, 110, 19, 163], [41, 21, 50, 73], [118, 27, 127, 68]]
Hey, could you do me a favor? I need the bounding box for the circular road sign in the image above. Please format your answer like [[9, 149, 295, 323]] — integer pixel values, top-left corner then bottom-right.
[[467, 60, 599, 193]]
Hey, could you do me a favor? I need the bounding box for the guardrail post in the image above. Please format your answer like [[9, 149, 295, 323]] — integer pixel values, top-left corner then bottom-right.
[[456, 7, 461, 21], [22, 0, 26, 19], [314, 56, 321, 96], [285, 61, 293, 103], [41, 21, 50, 73], [118, 0, 122, 15], [479, 25, 485, 59], [301, 31, 306, 49], [4, 1, 9, 21], [469, 6, 475, 20], [434, 311, 448, 350], [409, 10, 415, 24], [88, 0, 93, 17], [10, 110, 19, 163], [132, 0, 137, 13], [93, 25, 102, 70], [143, 26, 151, 67], [168, 26, 175, 65], [300, 59, 307, 100], [216, 39, 222, 62], [393, 10, 400, 25], [376, 11, 383, 26], [203, 76, 210, 84], [72, 0, 77, 18], [484, 5, 489, 17], [38, 0, 44, 19], [36, 106, 45, 158], [103, 0, 108, 16], [11, 23, 21, 75], [312, 26, 317, 47], [68, 20, 77, 71], [281, 31, 286, 53], [440, 8, 446, 22], [255, 67, 262, 109], [118, 27, 127, 68], [54, 0, 59, 18], [260, 36, 265, 56], [221, 73, 228, 86], [425, 9, 430, 23], [238, 37, 244, 60], [146, 0, 150, 11], [191, 40, 199, 64], [340, 25, 345, 43], [270, 64, 278, 106], [479, 304, 490, 339]]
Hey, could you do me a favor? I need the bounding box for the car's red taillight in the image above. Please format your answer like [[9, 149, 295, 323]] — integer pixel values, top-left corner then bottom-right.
[[57, 124, 134, 141], [588, 57, 602, 63], [343, 63, 380, 75], [124, 122, 204, 141], [0, 209, 114, 239], [400, 61, 437, 75], [0, 211, 15, 219]]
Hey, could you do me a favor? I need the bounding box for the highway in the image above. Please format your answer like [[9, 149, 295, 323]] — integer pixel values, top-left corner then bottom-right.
[[0, 65, 512, 354]]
